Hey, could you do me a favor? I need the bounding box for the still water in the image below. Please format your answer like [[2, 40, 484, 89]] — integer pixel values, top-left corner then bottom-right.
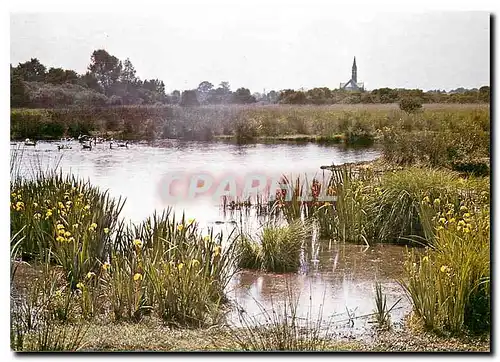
[[12, 140, 411, 338]]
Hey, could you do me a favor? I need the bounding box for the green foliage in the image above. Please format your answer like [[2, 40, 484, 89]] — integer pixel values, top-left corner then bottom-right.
[[399, 97, 423, 114], [180, 90, 200, 107], [237, 220, 311, 273], [401, 200, 490, 334]]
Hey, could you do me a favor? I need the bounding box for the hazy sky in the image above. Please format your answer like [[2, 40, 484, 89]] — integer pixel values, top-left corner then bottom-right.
[[10, 8, 490, 92]]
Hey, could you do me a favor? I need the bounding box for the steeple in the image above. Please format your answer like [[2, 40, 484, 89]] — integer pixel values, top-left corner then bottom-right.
[[352, 56, 357, 83]]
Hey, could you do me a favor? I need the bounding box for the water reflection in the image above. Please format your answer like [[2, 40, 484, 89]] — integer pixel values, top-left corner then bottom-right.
[[10, 140, 410, 338]]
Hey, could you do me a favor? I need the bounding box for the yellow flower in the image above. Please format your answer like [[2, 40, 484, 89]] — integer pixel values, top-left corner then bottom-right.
[[76, 282, 84, 290], [203, 235, 210, 242], [56, 223, 65, 230], [177, 263, 185, 271], [11, 192, 16, 198], [86, 271, 95, 279], [64, 231, 71, 237], [102, 262, 110, 271], [457, 226, 462, 232], [104, 228, 109, 234], [463, 227, 470, 234], [58, 202, 65, 209], [449, 218, 456, 224], [17, 194, 22, 200], [91, 222, 97, 228], [84, 205, 91, 211], [16, 201, 25, 210], [177, 224, 184, 232], [439, 218, 446, 224], [423, 196, 430, 203], [55, 290, 62, 298], [458, 220, 466, 226], [57, 228, 66, 236], [460, 205, 468, 212], [463, 213, 471, 218], [56, 236, 65, 243], [133, 273, 143, 281], [437, 226, 444, 231], [191, 259, 200, 268], [422, 256, 429, 262], [68, 237, 75, 243], [45, 209, 53, 219], [214, 246, 221, 257], [433, 198, 440, 206], [133, 239, 143, 248], [440, 265, 450, 273]]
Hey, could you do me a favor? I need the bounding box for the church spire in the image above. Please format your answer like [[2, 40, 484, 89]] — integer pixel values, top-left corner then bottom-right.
[[352, 56, 357, 83]]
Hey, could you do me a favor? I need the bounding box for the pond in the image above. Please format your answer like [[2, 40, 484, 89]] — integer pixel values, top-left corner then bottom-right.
[[11, 140, 412, 338]]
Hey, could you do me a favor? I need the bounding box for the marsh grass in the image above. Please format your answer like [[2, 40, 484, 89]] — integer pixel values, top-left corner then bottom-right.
[[237, 220, 312, 273], [373, 282, 401, 330], [226, 284, 333, 351], [401, 197, 490, 334]]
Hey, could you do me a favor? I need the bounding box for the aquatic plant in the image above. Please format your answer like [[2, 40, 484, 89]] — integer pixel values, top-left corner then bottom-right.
[[237, 220, 312, 273], [226, 283, 333, 351], [401, 197, 490, 334]]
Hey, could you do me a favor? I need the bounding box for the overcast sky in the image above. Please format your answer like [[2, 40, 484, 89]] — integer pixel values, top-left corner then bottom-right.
[[10, 8, 490, 92]]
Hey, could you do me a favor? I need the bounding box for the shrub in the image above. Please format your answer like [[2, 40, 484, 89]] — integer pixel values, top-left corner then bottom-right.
[[399, 97, 423, 114]]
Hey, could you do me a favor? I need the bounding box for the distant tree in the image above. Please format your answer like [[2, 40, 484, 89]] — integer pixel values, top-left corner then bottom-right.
[[15, 58, 47, 82], [88, 49, 123, 95], [231, 87, 256, 104], [170, 90, 181, 104], [79, 72, 102, 93], [279, 89, 307, 104], [479, 86, 490, 103], [11, 73, 29, 107], [45, 67, 79, 85], [197, 81, 214, 104], [219, 81, 231, 94], [267, 90, 279, 103], [180, 90, 199, 107], [120, 58, 138, 84]]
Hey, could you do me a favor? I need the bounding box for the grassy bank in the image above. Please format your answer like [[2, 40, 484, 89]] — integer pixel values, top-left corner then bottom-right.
[[11, 104, 489, 172]]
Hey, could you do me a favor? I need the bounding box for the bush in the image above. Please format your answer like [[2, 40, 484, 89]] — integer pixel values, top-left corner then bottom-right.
[[399, 97, 423, 114]]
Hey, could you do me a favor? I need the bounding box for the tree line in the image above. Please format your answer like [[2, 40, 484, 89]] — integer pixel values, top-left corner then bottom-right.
[[10, 49, 490, 108]]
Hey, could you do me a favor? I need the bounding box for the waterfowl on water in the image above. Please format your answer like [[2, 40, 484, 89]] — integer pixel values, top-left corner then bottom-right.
[[24, 138, 36, 146], [82, 142, 92, 150]]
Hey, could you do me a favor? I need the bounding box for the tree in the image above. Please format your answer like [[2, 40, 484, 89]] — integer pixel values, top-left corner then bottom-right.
[[15, 58, 47, 82], [197, 81, 214, 104], [479, 86, 490, 103], [88, 49, 122, 95], [267, 90, 279, 103], [231, 88, 256, 104], [120, 58, 138, 84], [180, 90, 199, 107], [11, 73, 29, 107], [79, 72, 102, 92], [170, 90, 181, 104]]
